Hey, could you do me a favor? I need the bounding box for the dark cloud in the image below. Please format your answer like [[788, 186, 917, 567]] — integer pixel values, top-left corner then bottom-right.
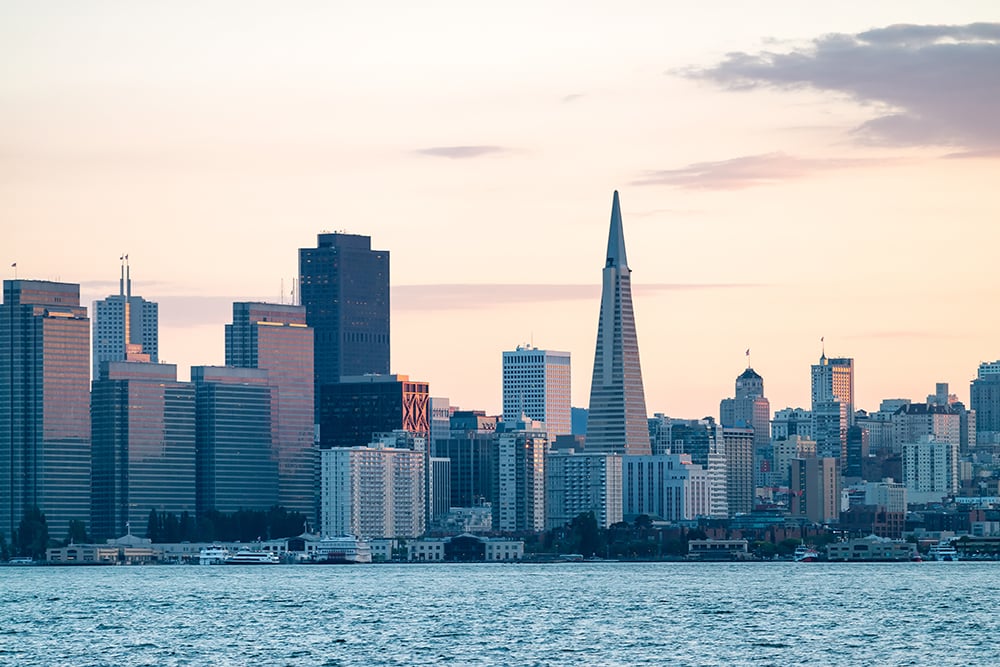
[[633, 152, 889, 189], [414, 146, 509, 159], [688, 23, 1000, 149]]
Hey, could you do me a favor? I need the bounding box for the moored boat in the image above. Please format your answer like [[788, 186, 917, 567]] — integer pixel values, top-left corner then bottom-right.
[[927, 540, 959, 562], [198, 546, 230, 565], [309, 536, 372, 564], [223, 550, 280, 565], [793, 545, 820, 562]]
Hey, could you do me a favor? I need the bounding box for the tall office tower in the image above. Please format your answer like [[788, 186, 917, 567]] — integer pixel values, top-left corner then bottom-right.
[[845, 425, 870, 481], [648, 413, 671, 455], [436, 411, 498, 508], [971, 361, 1000, 444], [545, 451, 623, 530], [320, 442, 425, 540], [191, 366, 276, 515], [902, 435, 957, 503], [789, 457, 840, 524], [720, 367, 771, 448], [493, 418, 547, 533], [91, 362, 196, 541], [299, 232, 390, 391], [320, 374, 429, 449], [722, 427, 755, 516], [225, 302, 315, 521], [1, 280, 91, 541], [502, 345, 571, 437], [811, 353, 854, 449], [429, 397, 452, 451], [622, 454, 711, 521], [585, 192, 650, 455], [428, 457, 452, 527], [813, 401, 849, 464], [92, 258, 158, 379]]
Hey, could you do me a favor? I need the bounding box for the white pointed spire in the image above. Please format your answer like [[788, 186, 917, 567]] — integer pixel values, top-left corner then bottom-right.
[[605, 190, 629, 272]]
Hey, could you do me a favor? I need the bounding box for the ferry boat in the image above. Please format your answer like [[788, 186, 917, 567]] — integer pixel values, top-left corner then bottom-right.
[[198, 546, 230, 565], [793, 545, 820, 562], [310, 536, 372, 564], [223, 550, 281, 565], [927, 540, 959, 562]]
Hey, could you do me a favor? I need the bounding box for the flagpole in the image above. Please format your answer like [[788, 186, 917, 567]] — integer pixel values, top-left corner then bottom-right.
[[10, 262, 16, 280]]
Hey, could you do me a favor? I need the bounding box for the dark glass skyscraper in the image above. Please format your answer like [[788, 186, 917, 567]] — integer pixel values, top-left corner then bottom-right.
[[192, 366, 276, 515], [1, 280, 91, 541], [299, 233, 390, 392], [225, 302, 315, 521], [585, 192, 650, 455], [319, 374, 429, 449], [91, 361, 196, 541]]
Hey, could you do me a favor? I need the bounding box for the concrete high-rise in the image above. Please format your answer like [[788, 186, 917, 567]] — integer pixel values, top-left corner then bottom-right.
[[545, 451, 623, 530], [493, 418, 547, 533], [790, 457, 840, 524], [502, 345, 571, 437], [299, 233, 390, 394], [811, 351, 854, 463], [225, 302, 315, 521], [585, 191, 650, 455], [1, 280, 91, 540], [971, 361, 1000, 443], [92, 258, 158, 379], [720, 363, 771, 490], [91, 362, 196, 541]]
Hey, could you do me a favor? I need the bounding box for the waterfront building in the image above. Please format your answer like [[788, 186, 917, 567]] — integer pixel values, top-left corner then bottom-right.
[[770, 435, 817, 488], [407, 534, 524, 562], [826, 535, 916, 561], [622, 454, 711, 522], [545, 451, 623, 530], [902, 435, 958, 503], [225, 302, 315, 520], [722, 427, 754, 516], [319, 374, 429, 449], [585, 192, 650, 455], [91, 362, 196, 541], [191, 366, 276, 514], [790, 457, 840, 524], [92, 258, 158, 379], [299, 232, 390, 394], [320, 442, 425, 540], [493, 418, 547, 533], [502, 345, 571, 438], [1, 280, 91, 540]]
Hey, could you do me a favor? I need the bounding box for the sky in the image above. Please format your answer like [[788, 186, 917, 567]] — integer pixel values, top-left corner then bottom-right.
[[3, 1, 1000, 419]]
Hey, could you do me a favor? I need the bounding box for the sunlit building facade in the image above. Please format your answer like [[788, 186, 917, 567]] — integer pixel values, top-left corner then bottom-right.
[[502, 345, 571, 438], [92, 260, 158, 379]]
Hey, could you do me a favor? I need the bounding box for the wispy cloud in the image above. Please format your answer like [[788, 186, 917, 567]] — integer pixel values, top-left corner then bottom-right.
[[414, 146, 509, 159], [686, 22, 1000, 150], [633, 152, 890, 190], [560, 93, 585, 104]]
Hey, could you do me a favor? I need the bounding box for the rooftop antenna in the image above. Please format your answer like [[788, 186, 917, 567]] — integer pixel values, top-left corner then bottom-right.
[[119, 254, 125, 296], [280, 278, 284, 304], [125, 254, 131, 298]]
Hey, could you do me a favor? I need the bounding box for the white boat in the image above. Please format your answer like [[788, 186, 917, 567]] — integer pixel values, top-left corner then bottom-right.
[[198, 546, 230, 565], [223, 550, 281, 565], [793, 545, 820, 562], [928, 540, 959, 562], [310, 536, 372, 564]]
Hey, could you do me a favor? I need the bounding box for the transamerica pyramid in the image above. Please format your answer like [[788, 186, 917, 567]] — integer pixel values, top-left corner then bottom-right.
[[585, 191, 651, 455]]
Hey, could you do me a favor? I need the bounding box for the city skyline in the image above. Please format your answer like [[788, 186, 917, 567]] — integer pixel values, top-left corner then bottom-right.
[[5, 3, 1000, 418]]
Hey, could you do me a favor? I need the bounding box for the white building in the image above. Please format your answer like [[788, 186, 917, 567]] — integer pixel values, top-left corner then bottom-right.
[[622, 454, 711, 522], [545, 451, 623, 529], [502, 345, 571, 438], [771, 407, 813, 441], [902, 435, 958, 504], [320, 443, 425, 540], [92, 261, 158, 378], [494, 418, 547, 532], [861, 479, 907, 513]]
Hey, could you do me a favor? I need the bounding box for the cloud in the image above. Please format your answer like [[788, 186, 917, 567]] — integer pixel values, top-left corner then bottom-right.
[[414, 146, 509, 159], [393, 283, 759, 311], [560, 93, 585, 104], [688, 22, 1000, 149], [633, 152, 888, 189]]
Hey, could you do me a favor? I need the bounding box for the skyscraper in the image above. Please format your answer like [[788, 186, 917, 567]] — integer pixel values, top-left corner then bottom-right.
[[811, 351, 854, 462], [299, 232, 390, 395], [585, 191, 650, 455], [225, 302, 315, 521], [92, 258, 158, 379], [1, 280, 91, 540], [971, 361, 1000, 443], [319, 374, 429, 449], [91, 362, 196, 541], [502, 345, 571, 437], [493, 418, 547, 533]]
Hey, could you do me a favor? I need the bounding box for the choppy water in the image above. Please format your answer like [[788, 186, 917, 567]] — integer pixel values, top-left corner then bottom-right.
[[1, 562, 998, 666]]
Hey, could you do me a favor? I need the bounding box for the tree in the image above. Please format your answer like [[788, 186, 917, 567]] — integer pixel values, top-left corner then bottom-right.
[[0, 532, 9, 562], [146, 509, 161, 542], [571, 512, 602, 557], [65, 519, 90, 546], [16, 507, 49, 559]]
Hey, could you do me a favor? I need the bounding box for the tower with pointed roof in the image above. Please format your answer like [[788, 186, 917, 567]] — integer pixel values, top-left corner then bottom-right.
[[585, 192, 650, 455]]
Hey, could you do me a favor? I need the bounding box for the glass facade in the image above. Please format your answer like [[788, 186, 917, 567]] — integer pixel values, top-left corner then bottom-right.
[[319, 375, 429, 449], [225, 303, 315, 521], [192, 366, 276, 515], [91, 362, 195, 540], [1, 280, 91, 541]]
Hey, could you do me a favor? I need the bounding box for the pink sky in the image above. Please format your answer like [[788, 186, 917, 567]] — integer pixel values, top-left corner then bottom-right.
[[4, 2, 1000, 418]]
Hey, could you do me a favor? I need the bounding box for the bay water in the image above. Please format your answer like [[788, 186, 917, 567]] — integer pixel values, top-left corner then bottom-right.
[[2, 561, 997, 666]]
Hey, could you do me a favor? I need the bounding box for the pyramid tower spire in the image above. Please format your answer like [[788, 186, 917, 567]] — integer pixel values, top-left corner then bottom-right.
[[585, 191, 650, 456]]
